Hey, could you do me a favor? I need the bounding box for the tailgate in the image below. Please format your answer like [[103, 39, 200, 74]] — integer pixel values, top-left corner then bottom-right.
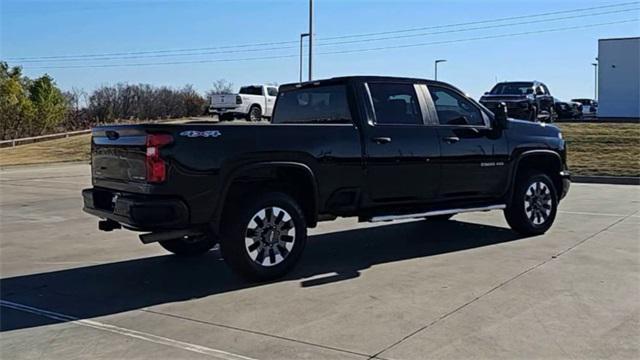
[[92, 127, 147, 183], [211, 94, 238, 107]]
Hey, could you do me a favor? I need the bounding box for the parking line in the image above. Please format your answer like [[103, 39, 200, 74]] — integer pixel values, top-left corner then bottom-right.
[[0, 300, 258, 360], [559, 210, 638, 217]]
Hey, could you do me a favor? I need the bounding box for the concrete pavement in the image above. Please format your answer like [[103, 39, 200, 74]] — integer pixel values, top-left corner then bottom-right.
[[1, 163, 638, 359]]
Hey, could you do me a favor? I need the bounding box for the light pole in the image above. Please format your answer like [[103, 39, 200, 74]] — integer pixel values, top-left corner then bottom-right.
[[308, 0, 313, 81], [299, 33, 309, 83], [434, 59, 447, 81], [592, 60, 598, 101]]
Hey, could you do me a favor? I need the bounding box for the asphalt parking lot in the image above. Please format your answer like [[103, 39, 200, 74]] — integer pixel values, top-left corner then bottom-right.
[[1, 163, 638, 360]]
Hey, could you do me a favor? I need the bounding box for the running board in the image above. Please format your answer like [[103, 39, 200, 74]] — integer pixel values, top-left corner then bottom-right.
[[370, 204, 506, 223]]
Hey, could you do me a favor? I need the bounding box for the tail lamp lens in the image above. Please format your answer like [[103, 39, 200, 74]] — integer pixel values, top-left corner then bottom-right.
[[236, 95, 242, 104], [146, 134, 173, 183]]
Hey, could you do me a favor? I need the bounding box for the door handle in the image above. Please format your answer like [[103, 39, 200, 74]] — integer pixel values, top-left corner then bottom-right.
[[443, 136, 460, 144], [371, 137, 392, 144]]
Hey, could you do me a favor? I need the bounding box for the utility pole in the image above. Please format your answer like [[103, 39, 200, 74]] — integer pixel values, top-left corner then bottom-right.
[[434, 59, 446, 80], [308, 0, 313, 81], [592, 59, 598, 100], [299, 33, 309, 83]]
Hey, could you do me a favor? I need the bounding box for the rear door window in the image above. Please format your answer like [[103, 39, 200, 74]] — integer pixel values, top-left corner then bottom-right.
[[367, 83, 422, 125], [239, 86, 263, 96], [272, 85, 352, 124]]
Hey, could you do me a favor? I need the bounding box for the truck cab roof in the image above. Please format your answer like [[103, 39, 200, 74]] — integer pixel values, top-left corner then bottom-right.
[[279, 76, 460, 92]]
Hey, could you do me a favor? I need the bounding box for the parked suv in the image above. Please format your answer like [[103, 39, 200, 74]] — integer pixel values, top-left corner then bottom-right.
[[571, 98, 598, 119], [83, 76, 570, 281], [480, 81, 556, 122], [555, 98, 583, 119]]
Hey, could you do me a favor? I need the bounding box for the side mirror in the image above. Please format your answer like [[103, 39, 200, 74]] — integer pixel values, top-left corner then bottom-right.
[[494, 102, 509, 129]]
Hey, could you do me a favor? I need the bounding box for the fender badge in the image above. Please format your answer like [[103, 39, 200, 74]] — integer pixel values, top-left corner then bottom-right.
[[179, 130, 222, 138]]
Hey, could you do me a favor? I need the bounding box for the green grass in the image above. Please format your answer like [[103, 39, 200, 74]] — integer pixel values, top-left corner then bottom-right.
[[1, 123, 638, 177], [0, 134, 91, 167], [559, 123, 640, 177]]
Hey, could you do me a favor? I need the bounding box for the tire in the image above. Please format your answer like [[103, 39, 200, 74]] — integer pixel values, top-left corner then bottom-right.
[[504, 172, 558, 236], [159, 233, 218, 256], [528, 106, 538, 122], [541, 106, 556, 123], [246, 105, 262, 122], [218, 114, 232, 121], [426, 214, 454, 221], [549, 107, 557, 123], [219, 192, 307, 281]]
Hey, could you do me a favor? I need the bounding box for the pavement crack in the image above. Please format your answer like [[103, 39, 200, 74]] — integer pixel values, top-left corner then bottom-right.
[[370, 210, 638, 359], [140, 308, 372, 359]]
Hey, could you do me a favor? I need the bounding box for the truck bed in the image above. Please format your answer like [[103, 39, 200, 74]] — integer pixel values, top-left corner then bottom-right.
[[90, 122, 363, 226]]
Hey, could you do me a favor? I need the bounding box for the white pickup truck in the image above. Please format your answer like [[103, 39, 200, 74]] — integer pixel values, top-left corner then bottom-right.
[[209, 85, 278, 121]]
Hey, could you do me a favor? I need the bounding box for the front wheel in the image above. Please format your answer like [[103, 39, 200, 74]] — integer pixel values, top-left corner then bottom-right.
[[548, 106, 557, 122], [220, 192, 307, 281], [504, 172, 558, 236], [528, 106, 538, 122]]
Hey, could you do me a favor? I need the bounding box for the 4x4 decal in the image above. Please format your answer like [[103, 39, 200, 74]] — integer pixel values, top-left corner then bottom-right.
[[179, 130, 222, 138]]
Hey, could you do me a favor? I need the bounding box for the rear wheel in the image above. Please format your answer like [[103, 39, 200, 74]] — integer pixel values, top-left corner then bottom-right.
[[220, 192, 307, 281], [159, 234, 217, 256], [247, 105, 262, 122], [504, 172, 557, 235]]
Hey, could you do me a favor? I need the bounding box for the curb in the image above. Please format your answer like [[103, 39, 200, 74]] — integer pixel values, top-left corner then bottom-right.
[[572, 175, 640, 185]]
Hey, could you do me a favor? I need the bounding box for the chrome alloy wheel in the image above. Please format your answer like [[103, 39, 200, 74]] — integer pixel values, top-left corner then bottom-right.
[[524, 181, 553, 226], [244, 207, 295, 267], [249, 107, 261, 122]]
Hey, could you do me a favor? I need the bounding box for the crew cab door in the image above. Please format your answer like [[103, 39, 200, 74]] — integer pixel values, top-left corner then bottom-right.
[[424, 85, 509, 200], [360, 81, 440, 203], [265, 86, 278, 116]]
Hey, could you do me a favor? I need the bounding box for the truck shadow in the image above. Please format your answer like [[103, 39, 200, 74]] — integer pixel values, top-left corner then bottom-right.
[[1, 219, 525, 331]]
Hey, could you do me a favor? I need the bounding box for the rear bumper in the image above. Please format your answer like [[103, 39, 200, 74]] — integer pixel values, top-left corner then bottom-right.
[[82, 187, 189, 230], [209, 104, 248, 115], [559, 170, 571, 200]]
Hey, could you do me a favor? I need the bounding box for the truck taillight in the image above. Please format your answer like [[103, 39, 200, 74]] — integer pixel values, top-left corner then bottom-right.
[[146, 134, 173, 183], [236, 95, 242, 104]]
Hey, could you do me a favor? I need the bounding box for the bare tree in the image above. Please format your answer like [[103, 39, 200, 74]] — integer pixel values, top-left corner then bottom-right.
[[63, 87, 89, 129], [87, 83, 206, 122], [205, 79, 234, 99]]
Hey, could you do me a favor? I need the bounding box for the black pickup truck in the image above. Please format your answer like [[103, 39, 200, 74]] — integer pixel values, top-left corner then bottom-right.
[[479, 81, 557, 122], [83, 76, 570, 280]]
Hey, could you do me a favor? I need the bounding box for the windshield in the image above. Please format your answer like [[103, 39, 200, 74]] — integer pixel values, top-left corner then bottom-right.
[[489, 82, 534, 95], [572, 99, 592, 105]]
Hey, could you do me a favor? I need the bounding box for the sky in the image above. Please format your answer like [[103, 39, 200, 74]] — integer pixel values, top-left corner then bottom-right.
[[1, 0, 639, 101]]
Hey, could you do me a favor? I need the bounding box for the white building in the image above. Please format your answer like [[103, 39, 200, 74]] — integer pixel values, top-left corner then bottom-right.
[[597, 37, 640, 119]]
